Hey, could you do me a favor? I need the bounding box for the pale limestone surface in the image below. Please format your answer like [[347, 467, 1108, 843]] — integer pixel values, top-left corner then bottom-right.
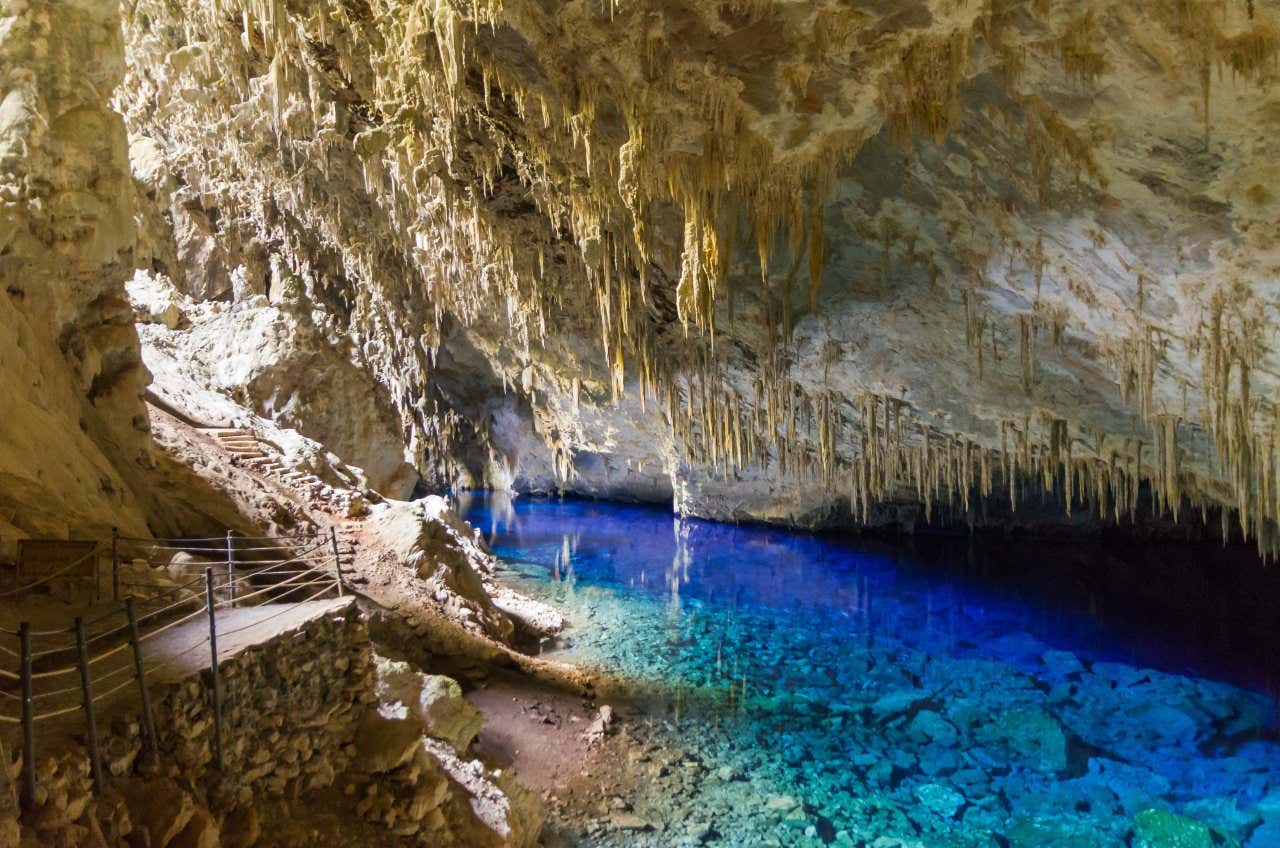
[[6, 0, 1280, 550], [105, 0, 1280, 544], [0, 0, 152, 548]]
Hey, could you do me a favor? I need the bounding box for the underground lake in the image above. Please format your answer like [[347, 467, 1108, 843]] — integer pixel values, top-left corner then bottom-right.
[[459, 493, 1280, 848]]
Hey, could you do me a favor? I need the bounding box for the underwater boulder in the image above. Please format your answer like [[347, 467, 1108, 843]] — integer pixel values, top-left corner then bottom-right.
[[1133, 808, 1213, 848], [975, 708, 1068, 774]]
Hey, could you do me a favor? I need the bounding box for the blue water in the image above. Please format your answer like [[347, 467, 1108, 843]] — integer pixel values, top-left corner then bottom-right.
[[458, 493, 1280, 848]]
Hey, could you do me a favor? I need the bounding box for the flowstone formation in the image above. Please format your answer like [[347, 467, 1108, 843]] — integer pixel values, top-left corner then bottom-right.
[[0, 0, 154, 542], [9, 0, 1280, 548]]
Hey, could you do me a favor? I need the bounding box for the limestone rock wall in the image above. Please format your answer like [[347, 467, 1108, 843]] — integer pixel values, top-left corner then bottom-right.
[[7, 0, 1279, 549], [104, 0, 1280, 552], [0, 0, 153, 548], [131, 271, 419, 498]]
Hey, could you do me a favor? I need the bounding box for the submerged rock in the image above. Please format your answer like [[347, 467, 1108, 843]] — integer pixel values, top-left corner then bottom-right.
[[1132, 808, 1213, 848], [1005, 814, 1119, 848], [913, 783, 965, 819], [975, 708, 1068, 774]]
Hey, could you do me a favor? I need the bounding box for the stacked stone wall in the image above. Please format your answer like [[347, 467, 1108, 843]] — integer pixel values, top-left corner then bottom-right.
[[1, 599, 370, 846]]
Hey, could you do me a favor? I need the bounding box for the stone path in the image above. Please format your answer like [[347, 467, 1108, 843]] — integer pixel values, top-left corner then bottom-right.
[[201, 427, 360, 514]]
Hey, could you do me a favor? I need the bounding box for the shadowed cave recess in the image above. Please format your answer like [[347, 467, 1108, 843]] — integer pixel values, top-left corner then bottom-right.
[[3, 0, 1280, 845]]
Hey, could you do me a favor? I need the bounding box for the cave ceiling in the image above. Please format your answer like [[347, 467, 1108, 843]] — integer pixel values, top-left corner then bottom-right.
[[116, 0, 1280, 549]]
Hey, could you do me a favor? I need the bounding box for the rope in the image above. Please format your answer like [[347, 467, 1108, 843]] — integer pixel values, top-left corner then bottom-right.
[[137, 605, 210, 644], [90, 676, 135, 705], [221, 557, 327, 573], [31, 683, 80, 701], [213, 584, 337, 638], [0, 546, 100, 598], [92, 661, 135, 685], [119, 574, 207, 601], [82, 606, 125, 629], [118, 535, 228, 544], [30, 644, 77, 659], [33, 703, 84, 721], [133, 595, 204, 627], [216, 572, 331, 607], [0, 668, 18, 680], [119, 533, 326, 544], [225, 561, 319, 585], [29, 625, 74, 637], [83, 621, 131, 647], [31, 665, 78, 681], [86, 640, 131, 667], [227, 544, 322, 554], [0, 713, 19, 724]]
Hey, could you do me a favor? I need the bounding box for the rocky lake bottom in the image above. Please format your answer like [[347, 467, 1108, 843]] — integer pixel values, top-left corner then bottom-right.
[[457, 494, 1280, 848]]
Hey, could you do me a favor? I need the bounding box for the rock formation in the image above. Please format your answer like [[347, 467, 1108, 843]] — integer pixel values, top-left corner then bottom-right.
[[4, 0, 1280, 551], [0, 0, 153, 545]]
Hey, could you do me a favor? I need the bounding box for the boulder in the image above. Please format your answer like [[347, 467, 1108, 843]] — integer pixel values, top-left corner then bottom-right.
[[418, 675, 484, 752], [117, 777, 196, 848], [1133, 808, 1213, 848], [420, 737, 543, 848], [373, 655, 483, 752], [1005, 814, 1114, 848], [170, 804, 219, 848], [359, 498, 514, 642], [975, 708, 1067, 774], [1247, 821, 1280, 848], [220, 806, 261, 848], [353, 712, 425, 775], [914, 783, 965, 819]]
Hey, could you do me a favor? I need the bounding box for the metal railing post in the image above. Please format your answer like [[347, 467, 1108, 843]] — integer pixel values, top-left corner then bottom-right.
[[330, 527, 345, 596], [204, 568, 223, 768], [225, 530, 235, 608], [18, 622, 35, 812], [125, 598, 158, 767], [110, 527, 119, 602], [73, 618, 104, 790]]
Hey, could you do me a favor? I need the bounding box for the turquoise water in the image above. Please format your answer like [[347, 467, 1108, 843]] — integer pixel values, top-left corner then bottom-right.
[[458, 494, 1280, 847]]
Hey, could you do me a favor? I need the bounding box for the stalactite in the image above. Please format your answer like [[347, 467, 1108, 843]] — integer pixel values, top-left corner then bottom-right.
[[1017, 314, 1037, 397], [120, 0, 1280, 558]]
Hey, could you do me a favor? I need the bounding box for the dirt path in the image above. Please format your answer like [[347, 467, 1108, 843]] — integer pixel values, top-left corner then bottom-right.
[[467, 670, 663, 847]]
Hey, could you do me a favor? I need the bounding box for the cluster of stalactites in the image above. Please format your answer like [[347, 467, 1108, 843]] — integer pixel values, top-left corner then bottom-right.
[[119, 0, 1280, 555], [654, 332, 1280, 554]]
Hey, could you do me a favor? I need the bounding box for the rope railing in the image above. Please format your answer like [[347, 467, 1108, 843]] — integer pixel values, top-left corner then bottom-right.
[[5, 527, 349, 813], [0, 546, 101, 600]]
